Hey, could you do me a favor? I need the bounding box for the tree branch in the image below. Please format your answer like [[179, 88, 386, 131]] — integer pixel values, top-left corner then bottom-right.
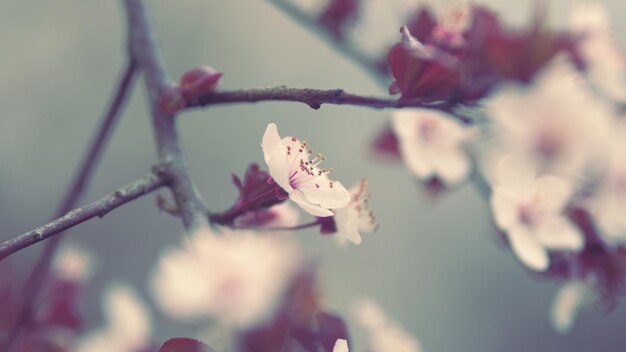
[[266, 0, 388, 85], [0, 172, 166, 261], [125, 0, 210, 231], [189, 86, 455, 112]]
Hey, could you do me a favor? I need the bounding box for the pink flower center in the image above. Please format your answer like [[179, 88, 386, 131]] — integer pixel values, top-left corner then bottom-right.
[[285, 138, 334, 190]]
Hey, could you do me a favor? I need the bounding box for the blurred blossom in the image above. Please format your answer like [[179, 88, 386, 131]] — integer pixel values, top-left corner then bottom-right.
[[485, 57, 611, 176], [52, 243, 94, 283], [76, 282, 152, 352], [352, 298, 421, 352], [392, 108, 471, 185], [550, 281, 594, 333], [333, 338, 349, 352], [569, 3, 626, 102], [262, 123, 350, 217], [490, 154, 583, 271], [150, 227, 301, 329], [333, 179, 377, 246]]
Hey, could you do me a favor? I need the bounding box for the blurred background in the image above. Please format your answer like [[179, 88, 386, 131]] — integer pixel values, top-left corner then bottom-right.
[[2, 0, 626, 351]]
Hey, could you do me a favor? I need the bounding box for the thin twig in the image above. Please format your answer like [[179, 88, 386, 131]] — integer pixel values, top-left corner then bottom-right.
[[266, 0, 388, 86], [125, 0, 210, 231], [0, 172, 166, 261], [188, 86, 461, 116], [2, 58, 138, 351]]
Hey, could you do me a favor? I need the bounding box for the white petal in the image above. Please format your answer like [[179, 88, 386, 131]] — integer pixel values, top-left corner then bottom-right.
[[431, 148, 470, 185], [398, 142, 435, 180], [299, 181, 350, 209], [534, 176, 573, 213], [536, 218, 584, 251], [490, 190, 517, 229], [333, 339, 349, 352], [495, 153, 537, 191], [103, 282, 152, 348], [550, 281, 591, 333], [334, 207, 362, 246], [289, 189, 334, 217], [261, 123, 292, 193], [508, 228, 549, 271]]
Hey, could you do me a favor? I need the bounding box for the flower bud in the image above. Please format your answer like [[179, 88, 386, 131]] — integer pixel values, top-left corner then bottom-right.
[[179, 66, 223, 101]]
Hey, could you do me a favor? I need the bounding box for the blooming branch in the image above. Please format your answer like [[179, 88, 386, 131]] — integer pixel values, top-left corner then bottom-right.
[[0, 172, 166, 261]]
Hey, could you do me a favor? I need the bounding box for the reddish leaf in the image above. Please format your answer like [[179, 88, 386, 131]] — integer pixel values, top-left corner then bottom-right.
[[318, 0, 360, 40], [160, 338, 216, 352]]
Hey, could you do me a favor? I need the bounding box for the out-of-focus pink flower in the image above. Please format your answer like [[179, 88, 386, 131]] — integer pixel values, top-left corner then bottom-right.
[[392, 108, 471, 185], [352, 298, 421, 352], [490, 154, 584, 271], [262, 123, 350, 217], [485, 57, 611, 176], [550, 280, 594, 333], [332, 179, 377, 246], [52, 243, 94, 283], [76, 282, 152, 352], [569, 3, 626, 102], [317, 0, 360, 41], [150, 227, 301, 329]]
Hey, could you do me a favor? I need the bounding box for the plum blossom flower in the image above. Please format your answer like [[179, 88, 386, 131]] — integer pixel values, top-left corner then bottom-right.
[[52, 243, 94, 283], [392, 108, 472, 185], [333, 179, 377, 246], [490, 154, 584, 271], [261, 123, 350, 217], [75, 282, 152, 352], [352, 298, 421, 352], [569, 3, 626, 102], [333, 338, 349, 352], [550, 281, 594, 333], [150, 227, 301, 329], [485, 57, 611, 176]]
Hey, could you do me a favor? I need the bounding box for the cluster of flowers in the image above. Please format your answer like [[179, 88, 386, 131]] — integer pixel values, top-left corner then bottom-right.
[[372, 2, 626, 332]]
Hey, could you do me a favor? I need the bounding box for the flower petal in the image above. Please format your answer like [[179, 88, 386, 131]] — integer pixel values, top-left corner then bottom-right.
[[550, 281, 591, 333], [431, 147, 470, 185], [290, 189, 334, 217], [334, 207, 362, 246], [534, 176, 573, 213], [535, 218, 584, 251], [261, 123, 292, 193], [333, 339, 349, 352], [496, 153, 536, 191], [299, 181, 350, 210], [490, 190, 517, 229], [508, 228, 549, 271]]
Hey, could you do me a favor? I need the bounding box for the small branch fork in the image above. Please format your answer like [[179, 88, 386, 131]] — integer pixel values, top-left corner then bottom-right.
[[0, 172, 166, 261]]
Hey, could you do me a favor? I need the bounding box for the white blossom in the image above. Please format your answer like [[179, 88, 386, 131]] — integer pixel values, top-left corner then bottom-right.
[[75, 282, 151, 352], [569, 3, 626, 102], [550, 281, 594, 333], [52, 243, 94, 282], [261, 123, 350, 217], [392, 108, 471, 185], [352, 298, 421, 352], [485, 57, 611, 176], [490, 154, 584, 271], [150, 227, 301, 329], [333, 179, 377, 246]]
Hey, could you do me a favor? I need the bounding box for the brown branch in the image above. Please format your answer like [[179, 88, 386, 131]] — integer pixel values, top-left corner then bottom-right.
[[125, 0, 210, 231], [189, 86, 455, 112], [267, 0, 388, 86], [0, 172, 166, 261], [1, 58, 139, 351]]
